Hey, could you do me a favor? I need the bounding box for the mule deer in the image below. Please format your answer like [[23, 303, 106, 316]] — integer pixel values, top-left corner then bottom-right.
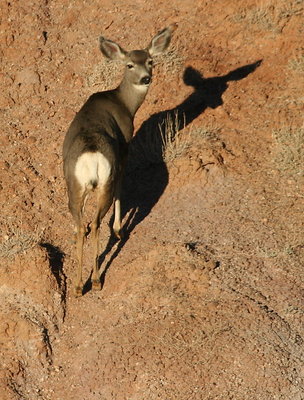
[[63, 25, 175, 296]]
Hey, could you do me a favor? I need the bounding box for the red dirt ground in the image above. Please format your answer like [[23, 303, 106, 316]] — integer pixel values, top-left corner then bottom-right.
[[0, 0, 303, 399]]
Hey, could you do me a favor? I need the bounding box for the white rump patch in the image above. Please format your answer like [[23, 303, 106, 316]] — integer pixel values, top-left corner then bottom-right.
[[74, 152, 111, 189]]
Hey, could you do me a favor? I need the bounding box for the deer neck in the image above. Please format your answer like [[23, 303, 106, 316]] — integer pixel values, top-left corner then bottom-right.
[[116, 77, 149, 118]]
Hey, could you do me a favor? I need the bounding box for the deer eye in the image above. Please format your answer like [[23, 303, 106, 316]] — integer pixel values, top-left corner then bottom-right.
[[127, 63, 134, 69], [148, 59, 153, 67]]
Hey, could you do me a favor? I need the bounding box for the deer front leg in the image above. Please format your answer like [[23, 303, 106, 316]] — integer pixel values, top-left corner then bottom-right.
[[91, 219, 101, 291], [113, 198, 122, 240]]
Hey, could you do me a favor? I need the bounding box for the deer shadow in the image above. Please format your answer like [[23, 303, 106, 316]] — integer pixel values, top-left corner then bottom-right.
[[95, 60, 262, 288], [40, 242, 67, 317]]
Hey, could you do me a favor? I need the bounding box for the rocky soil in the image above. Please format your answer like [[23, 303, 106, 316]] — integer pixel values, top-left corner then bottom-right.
[[0, 0, 303, 399]]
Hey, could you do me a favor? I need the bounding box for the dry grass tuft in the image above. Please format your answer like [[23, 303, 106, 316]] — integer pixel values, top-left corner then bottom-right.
[[129, 116, 223, 171], [86, 60, 124, 89], [159, 112, 191, 164], [154, 46, 185, 75], [272, 126, 304, 176], [191, 125, 222, 142], [0, 222, 42, 260], [232, 0, 303, 32], [288, 54, 304, 73], [128, 111, 191, 169]]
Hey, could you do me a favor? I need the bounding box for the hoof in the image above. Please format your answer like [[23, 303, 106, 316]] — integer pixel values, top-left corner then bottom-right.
[[74, 285, 83, 297], [92, 279, 101, 291]]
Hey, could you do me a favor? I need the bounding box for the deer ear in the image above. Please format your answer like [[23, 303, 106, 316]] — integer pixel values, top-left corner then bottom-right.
[[147, 24, 177, 57], [99, 37, 127, 60]]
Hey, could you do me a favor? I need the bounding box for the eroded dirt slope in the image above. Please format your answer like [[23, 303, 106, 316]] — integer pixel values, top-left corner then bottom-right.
[[0, 0, 303, 399]]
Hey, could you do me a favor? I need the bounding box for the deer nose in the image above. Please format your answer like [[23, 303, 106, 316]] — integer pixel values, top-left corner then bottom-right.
[[140, 76, 151, 85]]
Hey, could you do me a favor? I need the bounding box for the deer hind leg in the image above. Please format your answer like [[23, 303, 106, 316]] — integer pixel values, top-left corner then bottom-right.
[[91, 184, 114, 290], [68, 185, 89, 297], [75, 223, 85, 296]]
